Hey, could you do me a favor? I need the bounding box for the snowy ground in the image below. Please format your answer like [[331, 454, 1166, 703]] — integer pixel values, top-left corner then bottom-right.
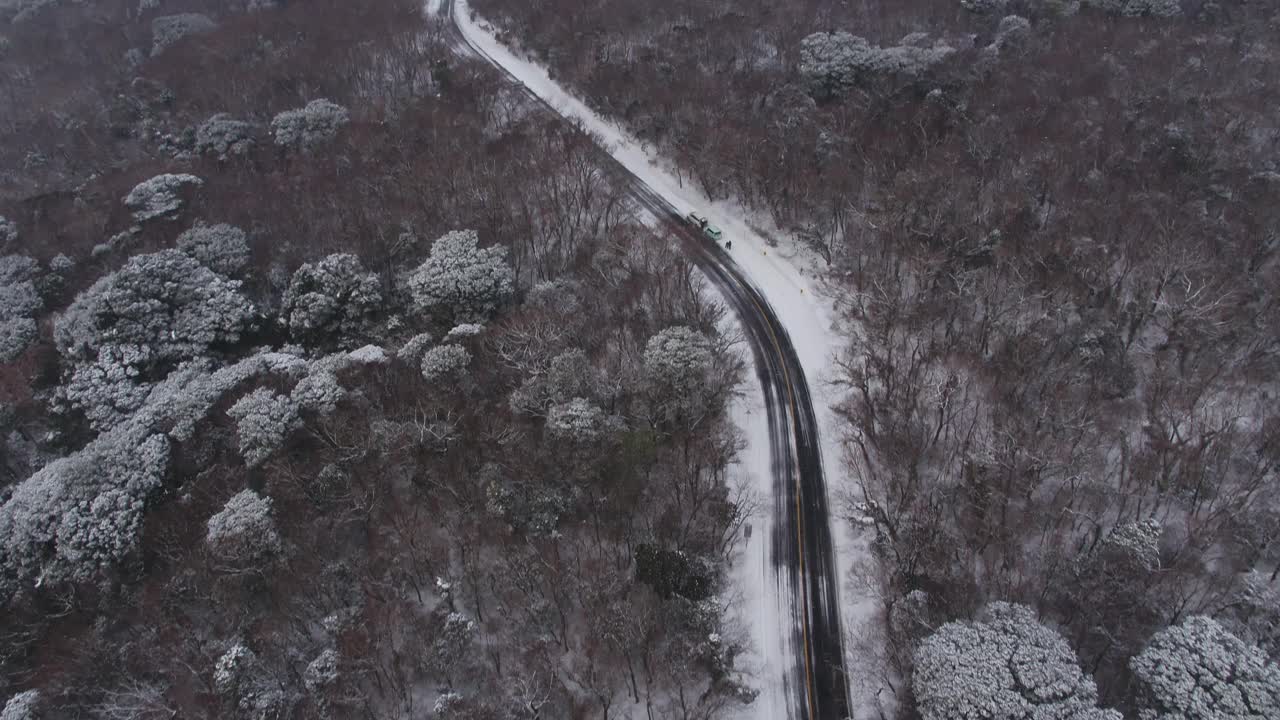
[[450, 2, 879, 717]]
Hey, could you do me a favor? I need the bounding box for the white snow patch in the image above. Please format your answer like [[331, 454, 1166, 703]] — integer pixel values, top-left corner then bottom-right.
[[454, 2, 882, 716]]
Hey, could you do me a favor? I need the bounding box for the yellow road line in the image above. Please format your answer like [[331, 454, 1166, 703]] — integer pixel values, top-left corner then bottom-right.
[[738, 279, 817, 719]]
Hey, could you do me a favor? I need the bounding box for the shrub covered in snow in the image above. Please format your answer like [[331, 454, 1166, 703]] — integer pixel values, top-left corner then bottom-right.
[[177, 222, 250, 276], [1130, 616, 1280, 720], [280, 253, 382, 348], [271, 99, 350, 151], [408, 229, 514, 324], [123, 173, 203, 223], [420, 344, 470, 383], [800, 31, 955, 100], [227, 388, 300, 468], [151, 13, 217, 57], [0, 690, 39, 720], [195, 113, 254, 159], [913, 602, 1120, 720], [206, 489, 281, 561]]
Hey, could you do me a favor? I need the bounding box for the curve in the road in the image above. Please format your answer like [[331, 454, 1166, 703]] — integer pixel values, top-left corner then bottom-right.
[[440, 3, 850, 718]]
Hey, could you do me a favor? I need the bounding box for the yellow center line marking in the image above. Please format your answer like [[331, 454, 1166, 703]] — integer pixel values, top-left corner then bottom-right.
[[738, 276, 818, 720]]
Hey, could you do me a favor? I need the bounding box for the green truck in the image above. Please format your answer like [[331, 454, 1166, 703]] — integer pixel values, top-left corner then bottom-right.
[[685, 211, 727, 245]]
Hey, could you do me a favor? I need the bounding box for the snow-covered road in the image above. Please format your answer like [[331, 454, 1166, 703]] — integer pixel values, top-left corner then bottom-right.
[[443, 2, 878, 717]]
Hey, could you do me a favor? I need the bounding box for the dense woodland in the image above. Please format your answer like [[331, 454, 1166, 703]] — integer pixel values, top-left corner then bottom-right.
[[0, 0, 758, 717], [471, 0, 1280, 718]]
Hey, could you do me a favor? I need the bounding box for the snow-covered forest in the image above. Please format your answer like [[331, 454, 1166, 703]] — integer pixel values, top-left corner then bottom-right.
[[0, 0, 758, 717], [467, 0, 1280, 717]]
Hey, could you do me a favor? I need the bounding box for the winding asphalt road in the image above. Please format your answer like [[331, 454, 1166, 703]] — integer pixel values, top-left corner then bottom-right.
[[439, 3, 850, 717]]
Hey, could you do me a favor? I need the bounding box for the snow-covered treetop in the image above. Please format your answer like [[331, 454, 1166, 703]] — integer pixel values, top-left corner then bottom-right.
[[546, 398, 624, 443], [913, 602, 1120, 720], [1084, 0, 1181, 17], [281, 253, 382, 349], [291, 370, 344, 415], [177, 222, 250, 276], [195, 113, 254, 160], [206, 488, 281, 560], [0, 421, 170, 593], [227, 388, 300, 468], [1099, 518, 1162, 571], [0, 255, 41, 363], [0, 216, 17, 248], [408, 229, 514, 324], [0, 690, 39, 720], [271, 99, 350, 152], [1130, 616, 1280, 720], [396, 331, 434, 364], [151, 13, 217, 57], [123, 173, 203, 223], [55, 248, 256, 368], [644, 325, 712, 392], [800, 31, 954, 100], [510, 348, 601, 416], [443, 323, 484, 342], [420, 344, 471, 383]]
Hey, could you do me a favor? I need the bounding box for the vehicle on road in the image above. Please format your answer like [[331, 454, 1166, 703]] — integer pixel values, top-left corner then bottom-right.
[[686, 210, 708, 228], [703, 224, 723, 241]]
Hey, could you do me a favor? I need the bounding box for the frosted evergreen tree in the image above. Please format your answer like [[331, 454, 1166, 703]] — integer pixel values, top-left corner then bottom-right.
[[54, 249, 256, 427], [291, 370, 344, 415], [1130, 616, 1280, 720], [280, 253, 382, 349], [123, 173, 203, 222], [271, 99, 350, 151], [150, 13, 216, 56], [1084, 0, 1181, 17], [206, 489, 281, 562], [0, 216, 16, 248], [0, 255, 41, 362], [546, 398, 623, 443], [509, 348, 600, 416], [303, 649, 340, 692], [0, 690, 39, 720], [800, 31, 954, 100], [396, 331, 434, 364], [176, 222, 250, 276], [913, 602, 1121, 720], [643, 325, 719, 423], [227, 388, 300, 468], [195, 113, 255, 159], [420, 344, 471, 383], [0, 426, 170, 591], [408, 229, 514, 324]]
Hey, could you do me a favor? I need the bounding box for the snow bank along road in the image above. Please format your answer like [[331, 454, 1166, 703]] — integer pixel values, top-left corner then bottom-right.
[[438, 1, 852, 718]]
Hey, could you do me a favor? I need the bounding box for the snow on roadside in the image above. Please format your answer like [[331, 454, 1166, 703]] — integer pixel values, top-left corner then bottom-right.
[[453, 2, 879, 717], [719, 315, 796, 720]]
